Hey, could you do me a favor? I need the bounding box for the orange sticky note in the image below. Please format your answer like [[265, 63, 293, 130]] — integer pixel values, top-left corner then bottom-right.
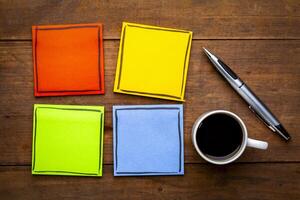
[[32, 23, 105, 96]]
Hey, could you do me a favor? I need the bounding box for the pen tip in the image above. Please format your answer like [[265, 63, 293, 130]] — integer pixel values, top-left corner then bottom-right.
[[203, 47, 213, 58]]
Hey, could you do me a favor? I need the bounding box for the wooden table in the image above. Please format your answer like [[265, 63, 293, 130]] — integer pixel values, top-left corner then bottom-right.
[[0, 1, 299, 199]]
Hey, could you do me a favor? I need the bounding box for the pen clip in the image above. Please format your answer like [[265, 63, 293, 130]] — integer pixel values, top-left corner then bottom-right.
[[248, 106, 276, 132]]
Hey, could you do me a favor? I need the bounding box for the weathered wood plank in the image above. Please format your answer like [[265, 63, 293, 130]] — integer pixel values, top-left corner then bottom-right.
[[0, 164, 299, 200], [0, 40, 299, 165], [0, 0, 299, 40]]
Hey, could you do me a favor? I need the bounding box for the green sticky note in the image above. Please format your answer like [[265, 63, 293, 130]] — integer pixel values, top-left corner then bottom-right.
[[32, 104, 104, 176]]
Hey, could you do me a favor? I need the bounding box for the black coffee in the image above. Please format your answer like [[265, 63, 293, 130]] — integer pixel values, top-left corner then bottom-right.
[[196, 113, 243, 158]]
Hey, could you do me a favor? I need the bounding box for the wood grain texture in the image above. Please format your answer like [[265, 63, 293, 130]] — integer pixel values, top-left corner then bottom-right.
[[1, 0, 300, 199], [0, 164, 299, 200], [0, 0, 300, 40], [0, 40, 299, 165]]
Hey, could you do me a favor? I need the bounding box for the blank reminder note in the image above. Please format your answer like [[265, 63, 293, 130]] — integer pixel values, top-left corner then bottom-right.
[[32, 104, 104, 176], [113, 104, 184, 176], [32, 23, 105, 96], [114, 22, 192, 101]]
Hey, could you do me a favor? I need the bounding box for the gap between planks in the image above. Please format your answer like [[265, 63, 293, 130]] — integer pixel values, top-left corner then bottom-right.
[[1, 38, 300, 43], [0, 161, 300, 167]]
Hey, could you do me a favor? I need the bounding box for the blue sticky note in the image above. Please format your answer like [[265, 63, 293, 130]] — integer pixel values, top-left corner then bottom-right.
[[113, 104, 184, 176]]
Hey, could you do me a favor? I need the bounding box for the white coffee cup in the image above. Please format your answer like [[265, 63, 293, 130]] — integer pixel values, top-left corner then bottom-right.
[[192, 110, 268, 165]]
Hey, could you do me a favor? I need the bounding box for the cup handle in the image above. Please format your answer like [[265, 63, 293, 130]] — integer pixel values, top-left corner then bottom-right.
[[247, 138, 268, 150]]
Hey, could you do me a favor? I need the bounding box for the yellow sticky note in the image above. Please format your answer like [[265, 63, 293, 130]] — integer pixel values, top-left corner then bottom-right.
[[114, 22, 192, 101]]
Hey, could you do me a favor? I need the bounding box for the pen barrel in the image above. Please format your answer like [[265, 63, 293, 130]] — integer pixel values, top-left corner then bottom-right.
[[238, 84, 280, 126]]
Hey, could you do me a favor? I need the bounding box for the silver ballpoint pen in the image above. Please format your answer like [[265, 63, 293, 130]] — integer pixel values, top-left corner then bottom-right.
[[203, 47, 291, 141]]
